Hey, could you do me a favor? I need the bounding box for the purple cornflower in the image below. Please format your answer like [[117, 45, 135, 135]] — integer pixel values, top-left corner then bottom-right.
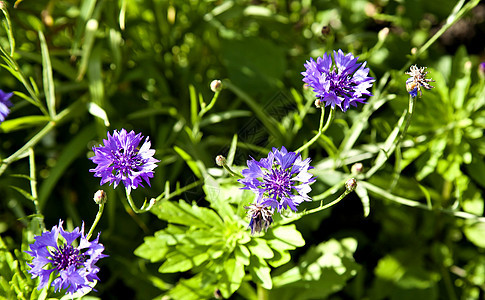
[[90, 129, 159, 194], [26, 220, 107, 295], [405, 65, 434, 98], [302, 49, 374, 112], [0, 90, 13, 123], [239, 146, 316, 213]]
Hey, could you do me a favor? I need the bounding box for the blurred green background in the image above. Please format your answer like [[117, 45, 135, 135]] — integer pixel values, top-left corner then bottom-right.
[[1, 0, 485, 299]]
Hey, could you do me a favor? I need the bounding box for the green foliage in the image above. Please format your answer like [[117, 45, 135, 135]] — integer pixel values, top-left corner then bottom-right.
[[135, 177, 307, 299], [0, 236, 47, 300], [1, 0, 485, 299]]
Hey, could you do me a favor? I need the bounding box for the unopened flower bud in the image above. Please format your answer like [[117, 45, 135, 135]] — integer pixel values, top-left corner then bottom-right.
[[479, 62, 485, 78], [315, 98, 324, 108], [215, 155, 226, 166], [210, 80, 222, 92], [351, 162, 363, 174], [93, 190, 107, 205], [345, 178, 357, 192], [0, 1, 6, 9], [378, 27, 389, 41]]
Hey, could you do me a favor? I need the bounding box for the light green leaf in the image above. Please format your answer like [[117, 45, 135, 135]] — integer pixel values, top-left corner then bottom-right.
[[247, 238, 274, 259], [151, 200, 223, 228], [266, 224, 305, 250], [248, 256, 272, 289], [159, 247, 210, 273], [174, 146, 203, 179], [464, 222, 485, 248], [38, 31, 56, 118], [219, 258, 245, 298], [0, 116, 49, 133]]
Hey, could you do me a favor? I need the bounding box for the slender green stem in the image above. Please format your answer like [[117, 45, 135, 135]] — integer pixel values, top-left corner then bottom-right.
[[125, 189, 156, 213], [223, 163, 244, 179], [0, 121, 55, 176], [366, 95, 415, 179], [295, 107, 334, 153], [28, 148, 40, 214], [257, 284, 268, 300], [278, 185, 352, 225], [361, 181, 485, 222], [199, 90, 220, 118], [155, 179, 204, 202], [87, 203, 104, 240], [28, 148, 44, 231]]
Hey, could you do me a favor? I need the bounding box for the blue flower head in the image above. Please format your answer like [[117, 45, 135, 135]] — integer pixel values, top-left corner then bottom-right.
[[0, 89, 13, 123], [239, 146, 316, 213], [302, 49, 374, 112], [90, 129, 159, 194], [26, 220, 107, 295]]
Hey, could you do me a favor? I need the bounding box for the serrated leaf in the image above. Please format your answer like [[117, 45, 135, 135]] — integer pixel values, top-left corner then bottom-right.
[[159, 247, 210, 273], [151, 200, 223, 228], [248, 256, 272, 289], [235, 244, 250, 266], [247, 238, 273, 259], [168, 273, 214, 300], [271, 238, 359, 299], [134, 235, 169, 262], [219, 258, 245, 298], [187, 228, 223, 246], [267, 246, 291, 268], [266, 224, 305, 250]]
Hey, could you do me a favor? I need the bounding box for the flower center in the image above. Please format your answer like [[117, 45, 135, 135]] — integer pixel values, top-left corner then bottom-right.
[[262, 168, 292, 199], [52, 244, 85, 271], [329, 71, 353, 96], [113, 148, 142, 175]]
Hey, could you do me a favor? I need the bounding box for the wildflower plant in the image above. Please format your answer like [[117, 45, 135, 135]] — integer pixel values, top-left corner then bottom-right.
[[2, 1, 485, 300], [238, 147, 316, 233], [25, 220, 107, 296], [89, 129, 159, 194], [302, 49, 374, 112]]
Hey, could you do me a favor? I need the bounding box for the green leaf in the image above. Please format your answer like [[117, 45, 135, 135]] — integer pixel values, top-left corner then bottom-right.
[[266, 224, 305, 250], [267, 246, 291, 268], [464, 222, 485, 248], [159, 247, 210, 273], [247, 238, 274, 259], [151, 200, 223, 228], [219, 258, 245, 298], [271, 238, 359, 300], [234, 244, 250, 266], [203, 175, 236, 221], [174, 146, 203, 179], [168, 273, 215, 300], [134, 235, 169, 263], [38, 30, 56, 118], [0, 116, 49, 133], [248, 256, 272, 289]]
